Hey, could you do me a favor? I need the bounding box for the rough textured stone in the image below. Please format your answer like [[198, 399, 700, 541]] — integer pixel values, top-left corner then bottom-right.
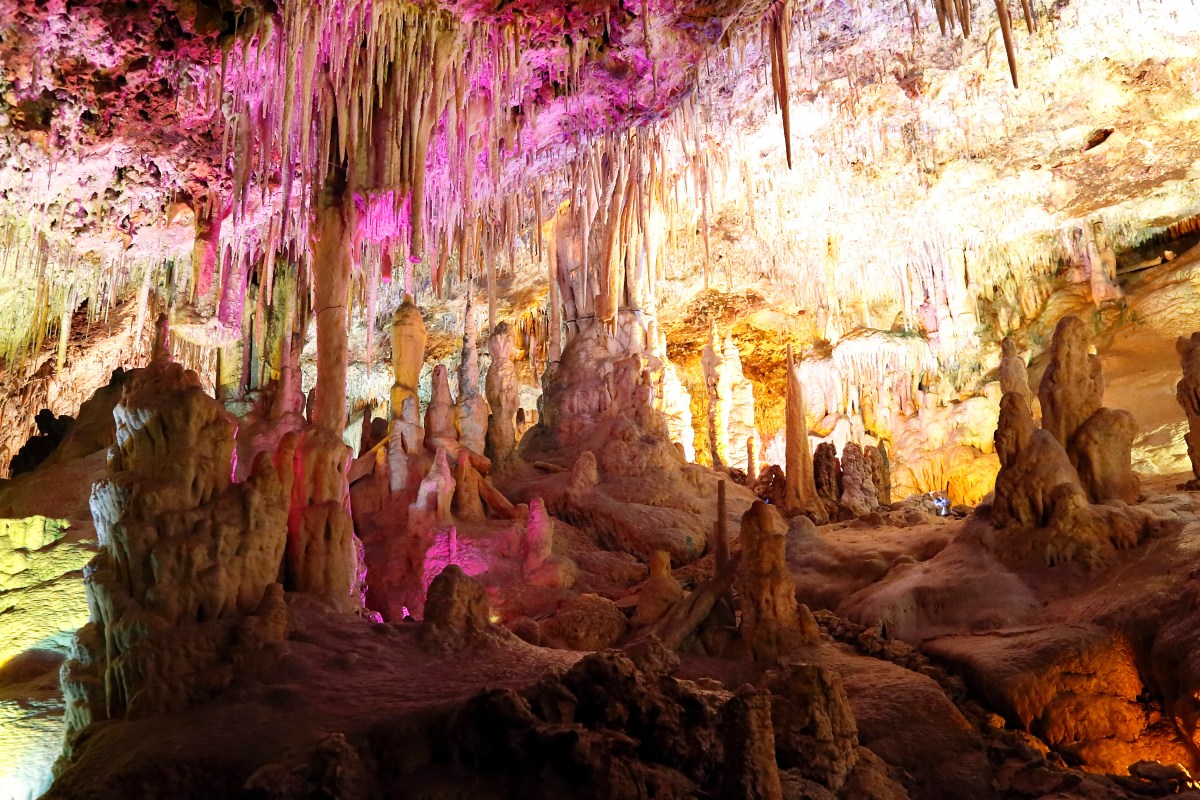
[[1069, 408, 1140, 505], [812, 442, 841, 512], [539, 593, 629, 651], [736, 501, 819, 660], [61, 354, 292, 742], [1176, 331, 1200, 487], [838, 443, 878, 519], [485, 322, 520, 463], [1038, 316, 1104, 450], [760, 664, 859, 791]]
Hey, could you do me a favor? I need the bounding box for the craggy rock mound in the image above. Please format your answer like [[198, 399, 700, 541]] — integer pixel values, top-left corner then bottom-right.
[[924, 625, 1191, 773], [822, 484, 1200, 778], [759, 664, 859, 791], [59, 354, 294, 750], [509, 323, 753, 564], [992, 316, 1147, 566], [448, 651, 875, 800], [539, 592, 630, 651]]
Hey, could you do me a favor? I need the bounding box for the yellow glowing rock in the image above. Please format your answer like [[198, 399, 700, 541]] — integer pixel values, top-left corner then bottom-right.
[[0, 517, 90, 666]]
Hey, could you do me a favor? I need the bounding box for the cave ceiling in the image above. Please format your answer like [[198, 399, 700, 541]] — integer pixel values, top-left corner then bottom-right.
[[0, 0, 1198, 364]]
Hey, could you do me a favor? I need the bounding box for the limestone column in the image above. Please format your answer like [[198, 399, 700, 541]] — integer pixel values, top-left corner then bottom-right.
[[284, 177, 359, 611], [311, 192, 354, 434]]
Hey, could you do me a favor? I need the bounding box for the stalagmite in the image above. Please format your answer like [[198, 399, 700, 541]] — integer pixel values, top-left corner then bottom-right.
[[784, 345, 826, 523], [286, 430, 360, 610], [838, 442, 879, 518], [990, 329, 1144, 561], [812, 442, 841, 513], [719, 687, 784, 800], [391, 295, 428, 421], [999, 336, 1033, 411], [1069, 409, 1140, 505], [633, 550, 684, 625], [455, 295, 489, 456], [1176, 332, 1200, 489], [60, 352, 292, 741], [485, 322, 520, 462], [723, 334, 758, 473], [736, 501, 819, 661], [715, 479, 729, 570], [1039, 317, 1103, 450], [701, 322, 725, 466], [864, 444, 891, 506], [425, 364, 460, 452]]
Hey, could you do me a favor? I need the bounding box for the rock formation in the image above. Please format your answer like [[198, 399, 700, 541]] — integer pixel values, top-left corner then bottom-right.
[[485, 322, 520, 463], [719, 686, 783, 800], [838, 442, 879, 519], [998, 336, 1033, 410], [723, 334, 760, 474], [735, 501, 819, 660], [760, 664, 859, 791], [1070, 407, 1140, 504], [865, 443, 891, 506], [423, 363, 489, 476], [991, 316, 1144, 562], [390, 295, 427, 421], [516, 323, 719, 564], [701, 322, 726, 467], [60, 351, 292, 745], [419, 565, 492, 652], [632, 549, 684, 625], [813, 441, 841, 512], [1038, 316, 1104, 449], [455, 294, 490, 457], [1176, 331, 1200, 488], [784, 346, 828, 524]]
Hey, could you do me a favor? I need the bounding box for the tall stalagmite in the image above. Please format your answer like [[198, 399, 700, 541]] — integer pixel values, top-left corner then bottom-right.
[[391, 295, 428, 421], [784, 345, 826, 523], [455, 294, 489, 456], [1038, 317, 1103, 450], [1176, 332, 1200, 488], [485, 322, 520, 463]]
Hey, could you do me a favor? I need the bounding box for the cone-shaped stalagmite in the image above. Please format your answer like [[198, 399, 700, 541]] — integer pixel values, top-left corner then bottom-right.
[[784, 345, 827, 523]]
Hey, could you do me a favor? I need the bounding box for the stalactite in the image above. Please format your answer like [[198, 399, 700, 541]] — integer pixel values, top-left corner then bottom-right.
[[767, 0, 794, 169], [995, 0, 1019, 88]]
